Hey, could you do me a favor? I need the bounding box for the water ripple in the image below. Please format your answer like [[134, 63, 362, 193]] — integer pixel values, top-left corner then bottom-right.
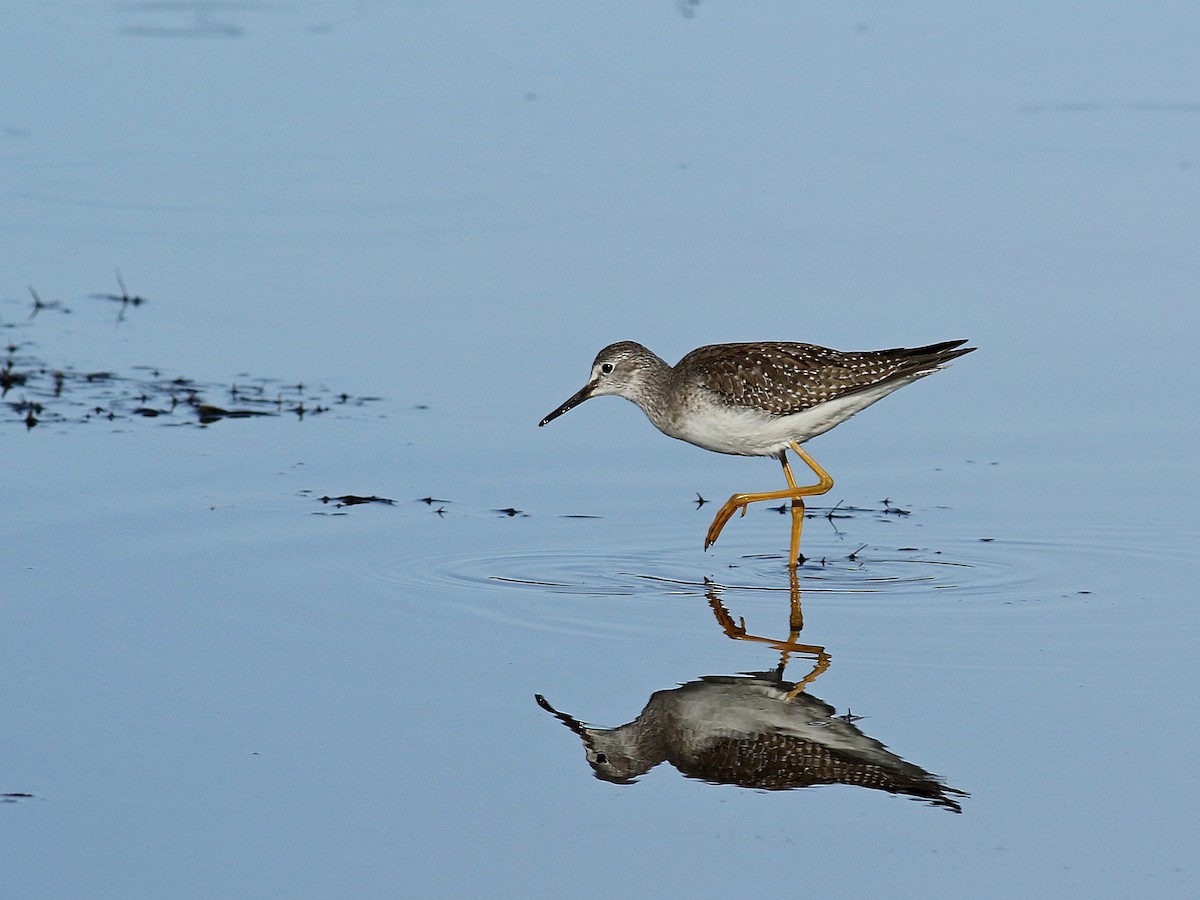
[[366, 511, 1195, 627]]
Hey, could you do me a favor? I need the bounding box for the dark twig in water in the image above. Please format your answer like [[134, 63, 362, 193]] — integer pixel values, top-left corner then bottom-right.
[[28, 286, 70, 318], [1, 361, 27, 395], [320, 495, 396, 507], [91, 270, 147, 322]]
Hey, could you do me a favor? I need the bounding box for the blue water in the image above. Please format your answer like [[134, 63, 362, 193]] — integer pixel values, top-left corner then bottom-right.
[[4, 3, 1199, 898]]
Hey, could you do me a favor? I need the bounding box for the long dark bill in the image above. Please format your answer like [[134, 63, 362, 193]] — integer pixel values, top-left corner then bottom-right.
[[538, 381, 595, 427], [534, 693, 586, 735]]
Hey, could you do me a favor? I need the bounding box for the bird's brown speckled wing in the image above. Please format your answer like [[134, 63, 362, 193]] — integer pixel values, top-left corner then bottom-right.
[[675, 341, 973, 416]]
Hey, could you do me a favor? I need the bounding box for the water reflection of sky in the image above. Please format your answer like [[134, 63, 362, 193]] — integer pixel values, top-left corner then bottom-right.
[[4, 2, 1199, 897]]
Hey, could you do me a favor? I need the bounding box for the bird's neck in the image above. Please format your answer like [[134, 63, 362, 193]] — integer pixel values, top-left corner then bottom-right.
[[626, 352, 674, 423]]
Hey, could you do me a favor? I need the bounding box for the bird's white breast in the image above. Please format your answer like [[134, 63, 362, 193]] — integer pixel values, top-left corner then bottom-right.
[[655, 377, 921, 457]]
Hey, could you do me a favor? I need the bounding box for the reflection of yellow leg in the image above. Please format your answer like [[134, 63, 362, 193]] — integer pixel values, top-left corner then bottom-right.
[[782, 567, 829, 695], [786, 566, 803, 631], [784, 652, 831, 698], [705, 570, 830, 695], [705, 440, 834, 567]]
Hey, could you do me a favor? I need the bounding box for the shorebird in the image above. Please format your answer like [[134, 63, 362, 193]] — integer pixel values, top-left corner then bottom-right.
[[539, 339, 974, 566]]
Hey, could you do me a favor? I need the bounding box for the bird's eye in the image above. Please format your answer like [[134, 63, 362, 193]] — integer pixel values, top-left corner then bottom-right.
[[601, 363, 614, 375], [595, 753, 609, 765]]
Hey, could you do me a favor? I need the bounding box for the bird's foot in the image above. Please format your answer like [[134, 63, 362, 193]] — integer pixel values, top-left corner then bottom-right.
[[704, 494, 752, 550]]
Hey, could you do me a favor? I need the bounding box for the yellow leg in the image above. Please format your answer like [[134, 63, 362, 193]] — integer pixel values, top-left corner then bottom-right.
[[704, 440, 834, 567], [784, 456, 806, 570]]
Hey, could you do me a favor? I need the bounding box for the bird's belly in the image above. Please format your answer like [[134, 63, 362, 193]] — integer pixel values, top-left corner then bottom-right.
[[659, 404, 808, 456], [659, 381, 914, 457]]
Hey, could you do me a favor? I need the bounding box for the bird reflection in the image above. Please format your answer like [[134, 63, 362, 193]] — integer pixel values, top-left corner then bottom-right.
[[536, 573, 966, 811]]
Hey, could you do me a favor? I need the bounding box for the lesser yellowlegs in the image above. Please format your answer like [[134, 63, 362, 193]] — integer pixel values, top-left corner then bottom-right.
[[539, 339, 974, 566], [534, 681, 965, 808]]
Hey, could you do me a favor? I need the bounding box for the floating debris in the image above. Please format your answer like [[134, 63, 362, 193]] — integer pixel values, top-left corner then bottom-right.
[[194, 403, 274, 424], [2, 351, 376, 429], [4, 276, 379, 429], [0, 361, 27, 394], [28, 286, 70, 318], [90, 270, 146, 322], [320, 495, 396, 508]]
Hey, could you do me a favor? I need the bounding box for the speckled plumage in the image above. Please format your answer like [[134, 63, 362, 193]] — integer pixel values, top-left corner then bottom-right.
[[536, 679, 966, 810], [674, 340, 972, 417]]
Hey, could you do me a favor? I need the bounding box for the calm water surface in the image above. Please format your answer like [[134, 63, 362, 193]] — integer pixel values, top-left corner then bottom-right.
[[4, 3, 1199, 898]]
